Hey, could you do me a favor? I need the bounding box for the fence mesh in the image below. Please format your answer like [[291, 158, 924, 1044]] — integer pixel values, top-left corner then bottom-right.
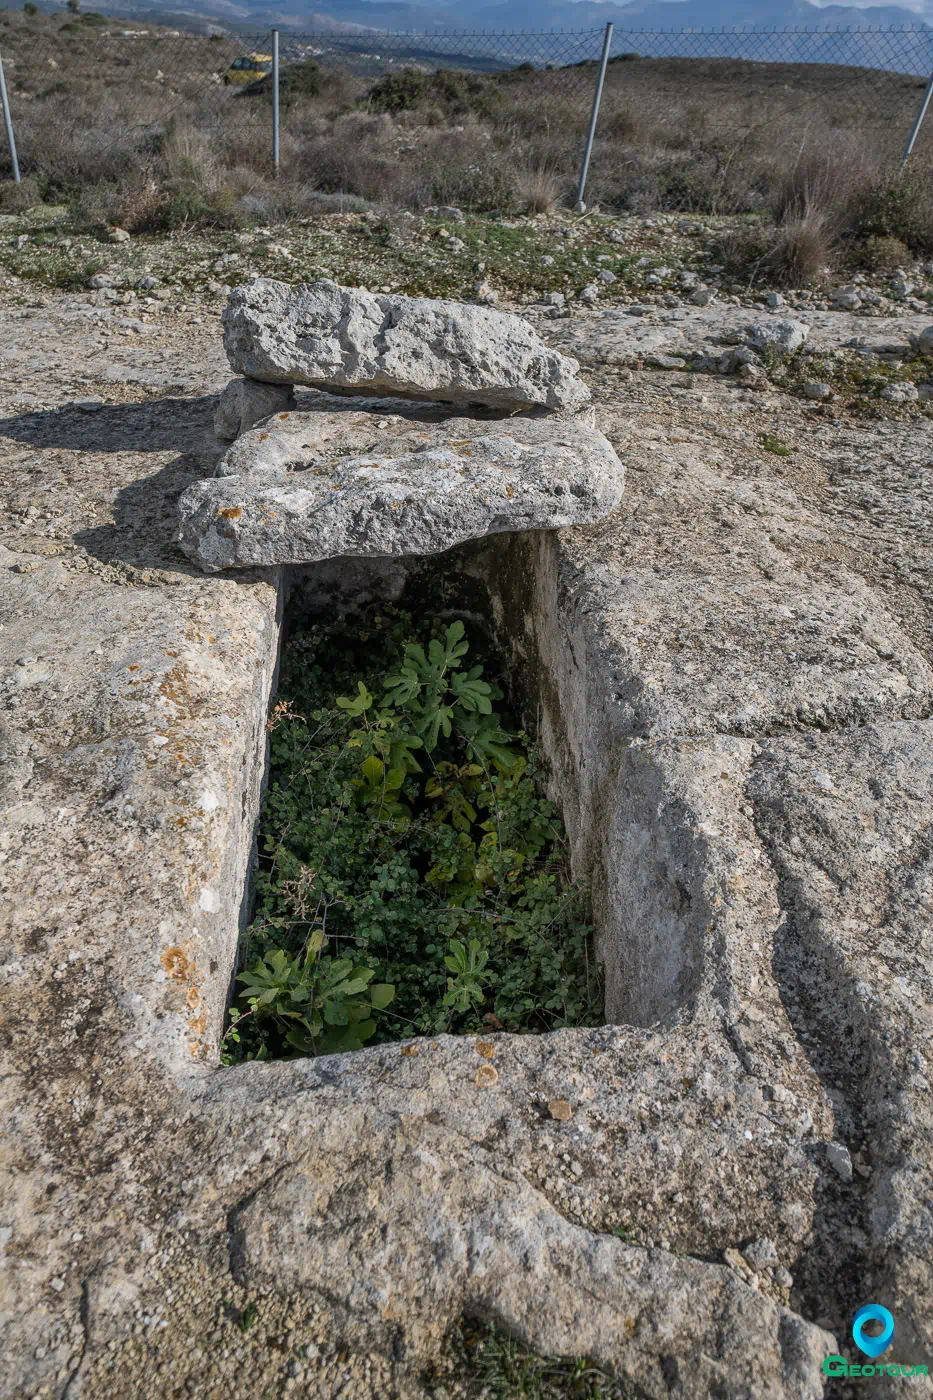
[[1, 11, 932, 214]]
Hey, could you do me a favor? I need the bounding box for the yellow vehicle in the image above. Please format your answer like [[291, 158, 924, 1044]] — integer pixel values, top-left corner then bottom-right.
[[223, 53, 273, 86]]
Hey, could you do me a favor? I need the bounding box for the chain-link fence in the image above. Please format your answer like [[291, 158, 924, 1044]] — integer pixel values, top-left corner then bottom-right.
[[1, 11, 932, 220]]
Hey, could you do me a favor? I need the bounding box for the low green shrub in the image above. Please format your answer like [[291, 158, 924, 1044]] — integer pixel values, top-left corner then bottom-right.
[[759, 432, 793, 456], [850, 168, 933, 251], [242, 58, 325, 106], [853, 233, 911, 271], [364, 66, 501, 120], [225, 611, 600, 1063]]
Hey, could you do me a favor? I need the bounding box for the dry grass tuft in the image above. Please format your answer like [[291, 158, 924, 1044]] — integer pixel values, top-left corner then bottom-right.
[[768, 206, 837, 285], [515, 163, 564, 214]]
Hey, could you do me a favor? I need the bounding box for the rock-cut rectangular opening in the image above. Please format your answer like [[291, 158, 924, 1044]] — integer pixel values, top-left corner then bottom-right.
[[222, 547, 604, 1064]]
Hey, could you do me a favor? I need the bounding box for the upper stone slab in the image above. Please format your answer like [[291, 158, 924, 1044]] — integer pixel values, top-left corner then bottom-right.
[[222, 278, 591, 414]]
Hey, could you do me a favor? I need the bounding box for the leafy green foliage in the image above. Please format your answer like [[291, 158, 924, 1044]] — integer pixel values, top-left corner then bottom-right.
[[225, 611, 600, 1062], [233, 932, 395, 1058]]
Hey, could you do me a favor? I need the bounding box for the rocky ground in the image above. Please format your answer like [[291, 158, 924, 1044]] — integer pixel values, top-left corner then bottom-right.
[[1, 207, 932, 1399]]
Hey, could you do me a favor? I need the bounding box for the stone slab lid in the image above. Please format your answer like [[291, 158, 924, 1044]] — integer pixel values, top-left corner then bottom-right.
[[177, 411, 623, 573]]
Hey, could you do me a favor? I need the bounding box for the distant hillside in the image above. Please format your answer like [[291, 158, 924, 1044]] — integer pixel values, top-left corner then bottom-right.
[[74, 0, 933, 73], [81, 0, 933, 24]]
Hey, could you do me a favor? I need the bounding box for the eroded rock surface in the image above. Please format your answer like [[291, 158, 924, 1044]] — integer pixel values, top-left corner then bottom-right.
[[214, 377, 296, 441], [545, 302, 933, 370], [178, 415, 624, 571], [214, 390, 499, 477], [222, 278, 591, 413]]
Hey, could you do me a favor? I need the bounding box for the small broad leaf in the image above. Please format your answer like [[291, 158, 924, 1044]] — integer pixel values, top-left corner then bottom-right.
[[285, 1027, 314, 1053], [323, 999, 349, 1026], [361, 756, 384, 784], [340, 975, 375, 996], [369, 983, 396, 1010], [336, 681, 373, 716], [383, 663, 422, 707], [450, 671, 493, 714]]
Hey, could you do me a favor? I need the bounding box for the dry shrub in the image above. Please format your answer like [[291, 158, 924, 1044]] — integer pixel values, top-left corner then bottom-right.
[[159, 121, 217, 189], [601, 105, 643, 143], [514, 163, 564, 214], [287, 111, 519, 212], [0, 175, 42, 212], [4, 13, 932, 235], [716, 202, 835, 287], [767, 206, 837, 284], [855, 233, 912, 270], [773, 147, 871, 227]]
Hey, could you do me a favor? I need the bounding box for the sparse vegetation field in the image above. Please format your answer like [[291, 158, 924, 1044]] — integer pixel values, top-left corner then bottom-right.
[[2, 7, 933, 281]]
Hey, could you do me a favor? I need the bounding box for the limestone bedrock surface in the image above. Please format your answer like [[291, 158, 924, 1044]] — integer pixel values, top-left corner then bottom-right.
[[5, 291, 933, 1399], [222, 277, 591, 413], [178, 413, 624, 571]]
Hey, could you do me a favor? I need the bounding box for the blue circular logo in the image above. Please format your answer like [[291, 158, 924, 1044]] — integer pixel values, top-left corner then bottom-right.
[[853, 1305, 895, 1359]]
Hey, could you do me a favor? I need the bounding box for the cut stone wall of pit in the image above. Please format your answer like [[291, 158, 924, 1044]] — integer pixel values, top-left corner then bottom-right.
[[471, 530, 711, 1027]]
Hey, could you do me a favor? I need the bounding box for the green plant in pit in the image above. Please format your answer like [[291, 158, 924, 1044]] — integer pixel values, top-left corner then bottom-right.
[[234, 932, 395, 1058], [335, 621, 516, 822], [226, 611, 599, 1062], [443, 937, 490, 1013], [459, 1317, 626, 1399]]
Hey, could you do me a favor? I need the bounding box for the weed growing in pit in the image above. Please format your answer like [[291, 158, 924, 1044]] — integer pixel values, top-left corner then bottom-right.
[[224, 611, 600, 1062], [759, 432, 792, 457], [456, 1318, 628, 1399]]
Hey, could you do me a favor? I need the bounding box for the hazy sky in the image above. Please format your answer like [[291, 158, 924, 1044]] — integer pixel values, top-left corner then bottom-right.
[[587, 0, 933, 10]]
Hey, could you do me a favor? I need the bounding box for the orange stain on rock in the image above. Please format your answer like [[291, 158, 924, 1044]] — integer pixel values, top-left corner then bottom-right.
[[162, 945, 212, 1058], [161, 946, 192, 980]]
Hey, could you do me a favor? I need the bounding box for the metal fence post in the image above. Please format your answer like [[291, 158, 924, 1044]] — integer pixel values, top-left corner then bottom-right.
[[902, 67, 933, 168], [575, 21, 613, 213], [272, 29, 280, 177], [0, 47, 21, 185]]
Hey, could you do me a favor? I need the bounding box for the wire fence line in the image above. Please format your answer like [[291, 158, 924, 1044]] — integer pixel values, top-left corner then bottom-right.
[[1, 15, 932, 211]]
